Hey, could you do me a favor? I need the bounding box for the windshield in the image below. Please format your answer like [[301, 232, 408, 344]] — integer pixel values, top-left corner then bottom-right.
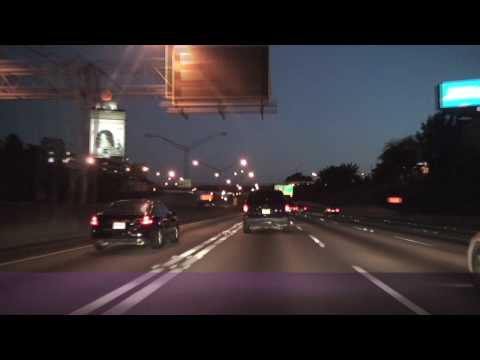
[[103, 201, 151, 215], [1, 44, 480, 316], [248, 191, 285, 205]]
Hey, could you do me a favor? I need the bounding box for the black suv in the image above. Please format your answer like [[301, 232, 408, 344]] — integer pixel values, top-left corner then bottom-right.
[[90, 199, 179, 251], [242, 190, 293, 233]]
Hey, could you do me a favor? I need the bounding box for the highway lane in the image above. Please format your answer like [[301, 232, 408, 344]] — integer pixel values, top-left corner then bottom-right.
[[0, 212, 479, 314]]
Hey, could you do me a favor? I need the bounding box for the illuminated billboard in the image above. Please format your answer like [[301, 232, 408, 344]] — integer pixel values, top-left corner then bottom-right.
[[274, 184, 294, 197], [439, 79, 480, 109], [89, 106, 126, 159], [164, 45, 274, 116]]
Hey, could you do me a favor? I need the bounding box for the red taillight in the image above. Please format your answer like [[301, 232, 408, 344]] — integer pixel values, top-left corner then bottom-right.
[[335, 208, 340, 213], [285, 205, 291, 213], [243, 204, 249, 213], [304, 207, 308, 211], [90, 215, 99, 226], [141, 215, 154, 225]]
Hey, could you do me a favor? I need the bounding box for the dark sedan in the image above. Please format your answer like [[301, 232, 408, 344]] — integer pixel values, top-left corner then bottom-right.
[[90, 199, 179, 251]]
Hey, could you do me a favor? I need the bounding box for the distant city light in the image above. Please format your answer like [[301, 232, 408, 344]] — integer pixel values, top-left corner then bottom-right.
[[47, 157, 55, 164], [214, 172, 220, 178], [168, 170, 176, 178], [141, 166, 149, 172], [125, 167, 131, 172], [174, 182, 178, 186], [179, 177, 184, 181], [312, 172, 318, 177], [156, 171, 161, 176], [192, 160, 199, 166], [226, 179, 231, 184], [164, 182, 169, 186], [234, 172, 238, 176], [153, 187, 157, 192], [248, 171, 255, 178], [240, 159, 247, 167]]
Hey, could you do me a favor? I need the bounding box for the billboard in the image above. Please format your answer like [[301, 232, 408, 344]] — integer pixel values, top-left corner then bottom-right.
[[439, 79, 480, 109], [164, 45, 274, 116], [89, 107, 126, 159], [274, 184, 294, 197]]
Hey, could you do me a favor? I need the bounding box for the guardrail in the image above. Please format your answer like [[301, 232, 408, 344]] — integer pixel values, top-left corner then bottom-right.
[[295, 201, 478, 245]]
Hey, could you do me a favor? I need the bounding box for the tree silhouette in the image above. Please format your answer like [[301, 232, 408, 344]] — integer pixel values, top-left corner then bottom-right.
[[372, 136, 421, 185], [318, 163, 361, 191]]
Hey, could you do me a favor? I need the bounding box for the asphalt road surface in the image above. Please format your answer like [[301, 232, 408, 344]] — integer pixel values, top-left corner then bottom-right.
[[0, 212, 479, 315]]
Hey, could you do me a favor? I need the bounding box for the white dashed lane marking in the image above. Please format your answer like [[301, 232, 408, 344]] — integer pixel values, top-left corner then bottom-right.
[[353, 265, 430, 315], [308, 234, 325, 248]]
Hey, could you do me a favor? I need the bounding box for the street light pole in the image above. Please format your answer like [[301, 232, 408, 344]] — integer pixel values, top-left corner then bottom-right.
[[145, 131, 227, 179]]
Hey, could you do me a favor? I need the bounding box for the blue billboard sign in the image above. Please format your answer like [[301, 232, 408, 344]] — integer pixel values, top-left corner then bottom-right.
[[439, 79, 480, 109]]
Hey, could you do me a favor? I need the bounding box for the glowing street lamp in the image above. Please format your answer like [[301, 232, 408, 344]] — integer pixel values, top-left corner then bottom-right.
[[192, 160, 199, 166], [240, 159, 247, 167], [226, 179, 231, 185], [214, 172, 220, 178], [248, 171, 255, 178], [156, 171, 161, 177], [141, 166, 149, 172], [312, 172, 318, 177], [240, 169, 244, 174], [168, 170, 176, 178], [234, 171, 238, 176], [86, 156, 96, 165]]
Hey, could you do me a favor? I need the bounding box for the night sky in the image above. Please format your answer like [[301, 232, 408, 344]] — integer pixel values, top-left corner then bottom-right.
[[1, 45, 480, 184]]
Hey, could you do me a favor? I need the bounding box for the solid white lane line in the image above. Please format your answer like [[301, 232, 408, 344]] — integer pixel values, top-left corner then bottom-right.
[[0, 244, 92, 268], [352, 265, 430, 315], [296, 225, 303, 231], [103, 271, 182, 315], [71, 222, 242, 315], [70, 270, 163, 315], [308, 234, 325, 248], [103, 225, 242, 315], [394, 236, 432, 247], [157, 222, 242, 269]]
